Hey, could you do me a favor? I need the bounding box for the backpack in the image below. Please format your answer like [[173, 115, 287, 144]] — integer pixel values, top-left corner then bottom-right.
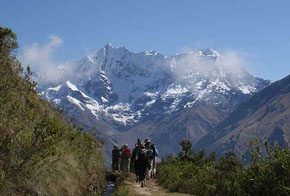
[[145, 145, 154, 160], [137, 149, 151, 170], [137, 149, 147, 162], [123, 147, 131, 158]]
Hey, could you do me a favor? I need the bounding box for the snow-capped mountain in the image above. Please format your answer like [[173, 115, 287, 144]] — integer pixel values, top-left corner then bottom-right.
[[40, 44, 267, 128], [38, 44, 269, 163]]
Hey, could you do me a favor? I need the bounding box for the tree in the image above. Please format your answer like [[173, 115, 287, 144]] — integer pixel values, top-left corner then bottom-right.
[[0, 27, 18, 56], [179, 139, 193, 159]]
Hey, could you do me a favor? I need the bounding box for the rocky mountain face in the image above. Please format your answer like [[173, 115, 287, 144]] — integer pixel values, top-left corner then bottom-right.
[[195, 74, 290, 158], [38, 44, 269, 163]]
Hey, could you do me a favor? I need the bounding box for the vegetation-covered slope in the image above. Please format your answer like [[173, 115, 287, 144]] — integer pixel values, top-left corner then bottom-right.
[[157, 140, 290, 196], [0, 27, 105, 195]]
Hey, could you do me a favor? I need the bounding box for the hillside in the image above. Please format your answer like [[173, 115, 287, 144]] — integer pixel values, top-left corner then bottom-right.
[[0, 28, 105, 195], [196, 74, 290, 157]]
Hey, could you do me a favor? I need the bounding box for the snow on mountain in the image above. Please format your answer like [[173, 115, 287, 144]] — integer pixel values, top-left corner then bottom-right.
[[38, 44, 269, 132]]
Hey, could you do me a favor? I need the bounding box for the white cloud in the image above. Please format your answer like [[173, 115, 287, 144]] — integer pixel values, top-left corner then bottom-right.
[[20, 35, 64, 85], [222, 50, 244, 73], [173, 47, 247, 81]]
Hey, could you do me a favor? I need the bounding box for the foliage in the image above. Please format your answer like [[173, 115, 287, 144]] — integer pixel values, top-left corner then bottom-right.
[[178, 139, 193, 160], [157, 139, 290, 196], [112, 188, 131, 196], [0, 27, 105, 195]]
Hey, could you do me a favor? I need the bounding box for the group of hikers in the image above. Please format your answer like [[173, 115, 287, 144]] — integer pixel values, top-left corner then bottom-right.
[[111, 138, 159, 187]]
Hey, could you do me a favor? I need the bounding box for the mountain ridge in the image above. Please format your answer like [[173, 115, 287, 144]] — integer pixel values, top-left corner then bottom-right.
[[195, 74, 290, 157], [37, 44, 270, 162]]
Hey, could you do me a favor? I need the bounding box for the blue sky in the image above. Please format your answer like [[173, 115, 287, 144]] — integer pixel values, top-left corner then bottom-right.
[[1, 0, 290, 81]]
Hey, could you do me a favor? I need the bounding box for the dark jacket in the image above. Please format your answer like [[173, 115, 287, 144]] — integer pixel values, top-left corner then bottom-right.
[[112, 148, 120, 160], [132, 145, 140, 161]]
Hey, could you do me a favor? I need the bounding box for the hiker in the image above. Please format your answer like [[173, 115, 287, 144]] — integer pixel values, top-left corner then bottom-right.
[[112, 145, 121, 172], [135, 138, 142, 147], [121, 144, 131, 173], [132, 139, 142, 181], [136, 144, 151, 187], [119, 144, 126, 172], [151, 143, 159, 178], [144, 138, 154, 179]]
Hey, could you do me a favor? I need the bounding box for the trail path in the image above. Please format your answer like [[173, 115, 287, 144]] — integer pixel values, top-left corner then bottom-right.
[[117, 174, 192, 196]]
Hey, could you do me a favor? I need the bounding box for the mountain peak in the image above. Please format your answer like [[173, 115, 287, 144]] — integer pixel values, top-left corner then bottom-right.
[[87, 43, 129, 61], [103, 42, 128, 51], [105, 42, 113, 48], [201, 48, 221, 58]]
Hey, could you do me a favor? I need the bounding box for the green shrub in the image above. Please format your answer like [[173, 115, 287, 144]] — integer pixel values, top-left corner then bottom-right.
[[157, 139, 290, 196]]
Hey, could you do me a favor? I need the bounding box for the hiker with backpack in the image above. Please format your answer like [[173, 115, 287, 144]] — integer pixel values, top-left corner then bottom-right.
[[112, 145, 121, 172], [144, 138, 154, 179], [135, 143, 151, 187], [121, 144, 131, 173], [132, 139, 142, 182], [151, 143, 159, 178]]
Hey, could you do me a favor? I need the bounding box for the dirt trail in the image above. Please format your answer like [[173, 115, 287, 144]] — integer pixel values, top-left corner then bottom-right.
[[118, 174, 192, 196]]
